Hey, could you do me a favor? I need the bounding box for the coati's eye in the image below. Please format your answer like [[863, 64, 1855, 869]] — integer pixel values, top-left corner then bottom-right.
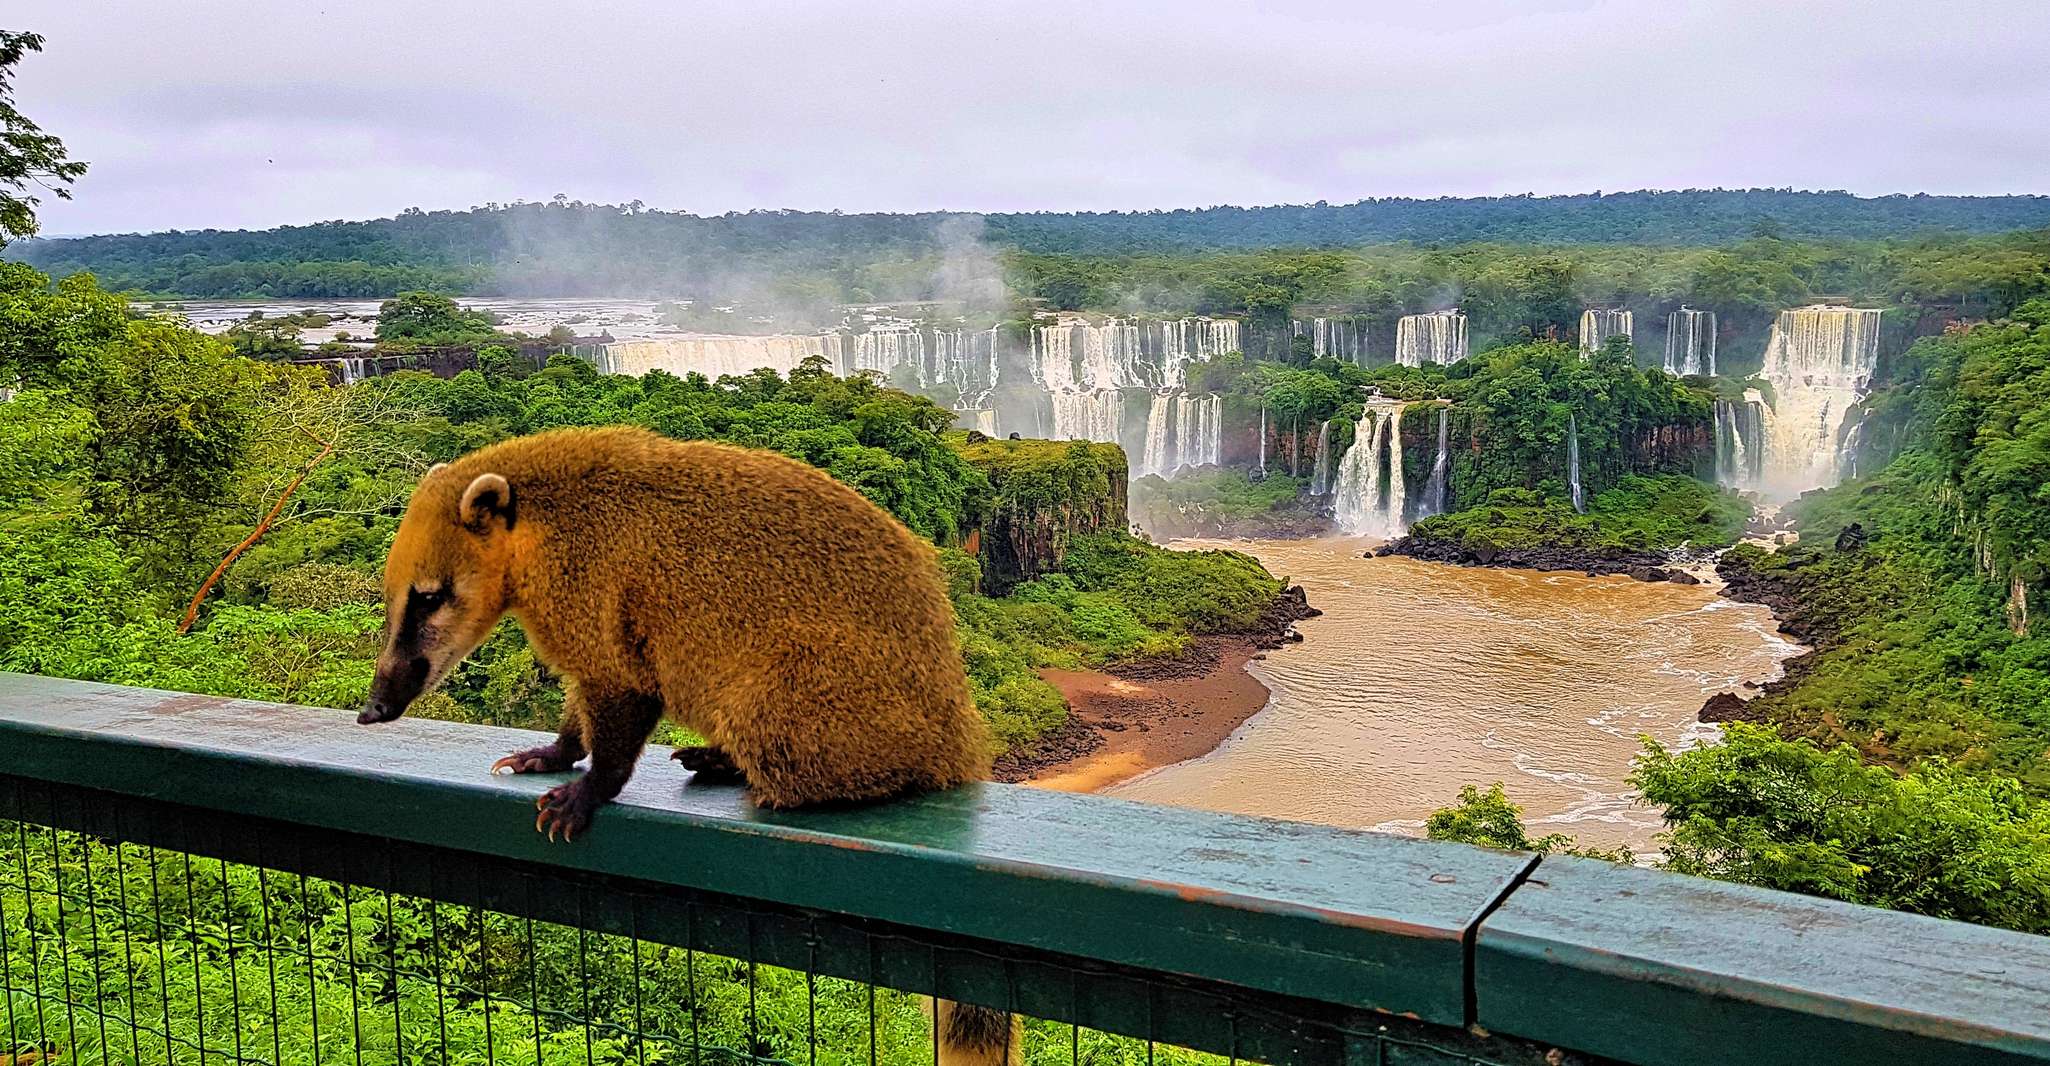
[[411, 586, 449, 612]]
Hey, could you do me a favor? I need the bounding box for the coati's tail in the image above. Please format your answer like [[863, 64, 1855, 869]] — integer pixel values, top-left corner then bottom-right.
[[925, 999, 1021, 1066]]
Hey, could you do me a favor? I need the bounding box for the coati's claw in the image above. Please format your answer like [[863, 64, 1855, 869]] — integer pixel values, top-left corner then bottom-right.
[[493, 744, 576, 775], [534, 781, 598, 843]]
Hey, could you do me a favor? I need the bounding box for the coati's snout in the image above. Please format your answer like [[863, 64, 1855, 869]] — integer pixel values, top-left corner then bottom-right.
[[361, 654, 430, 724], [360, 469, 519, 726]]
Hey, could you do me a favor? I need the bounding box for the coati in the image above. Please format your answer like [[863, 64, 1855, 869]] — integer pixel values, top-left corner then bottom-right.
[[361, 425, 1017, 1065]]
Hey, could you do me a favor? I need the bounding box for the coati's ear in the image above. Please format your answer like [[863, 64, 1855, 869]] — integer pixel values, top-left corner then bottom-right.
[[425, 462, 448, 478], [459, 472, 515, 532]]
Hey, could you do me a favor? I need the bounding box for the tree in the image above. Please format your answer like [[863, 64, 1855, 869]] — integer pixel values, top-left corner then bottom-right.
[[0, 30, 86, 246], [373, 291, 499, 345]]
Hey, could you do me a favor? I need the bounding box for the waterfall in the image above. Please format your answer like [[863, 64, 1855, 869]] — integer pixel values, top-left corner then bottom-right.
[[1332, 404, 1410, 538], [1258, 402, 1268, 476], [971, 410, 999, 436], [1395, 311, 1468, 367], [849, 327, 925, 381], [1049, 390, 1124, 444], [1139, 392, 1175, 476], [1032, 317, 1239, 392], [1739, 305, 1884, 500], [583, 333, 845, 379], [1293, 317, 1370, 364], [1567, 411, 1585, 514], [1173, 393, 1221, 471], [1419, 406, 1451, 518], [1579, 309, 1633, 355], [1716, 392, 1767, 490], [1309, 420, 1333, 495], [1664, 307, 1717, 376], [1333, 411, 1387, 535], [1384, 404, 1407, 530]]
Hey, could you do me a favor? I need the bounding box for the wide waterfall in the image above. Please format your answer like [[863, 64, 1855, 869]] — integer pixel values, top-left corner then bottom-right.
[[1418, 406, 1451, 518], [1293, 317, 1371, 364], [1309, 420, 1333, 495], [1395, 312, 1468, 367], [1732, 306, 1884, 500], [1049, 389, 1123, 445], [1031, 316, 1240, 391], [846, 326, 1002, 404], [1332, 404, 1410, 537], [1664, 307, 1717, 376], [582, 334, 846, 378], [1567, 411, 1585, 513], [1579, 309, 1633, 355]]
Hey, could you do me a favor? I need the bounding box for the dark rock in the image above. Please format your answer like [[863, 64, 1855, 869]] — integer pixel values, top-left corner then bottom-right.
[[1472, 544, 1500, 565], [1835, 522, 1867, 552], [1626, 565, 1671, 582], [964, 430, 990, 444], [1668, 570, 1702, 585], [1699, 691, 1764, 723]]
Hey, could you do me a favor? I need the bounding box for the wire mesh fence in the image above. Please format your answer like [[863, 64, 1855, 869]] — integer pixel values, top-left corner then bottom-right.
[[0, 776, 1592, 1066]]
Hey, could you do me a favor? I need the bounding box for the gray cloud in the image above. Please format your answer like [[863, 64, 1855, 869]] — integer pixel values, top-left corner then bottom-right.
[[13, 0, 2050, 235]]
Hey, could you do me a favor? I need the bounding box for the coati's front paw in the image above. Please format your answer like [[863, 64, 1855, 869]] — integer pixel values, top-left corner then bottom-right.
[[534, 780, 603, 842], [493, 743, 577, 775], [670, 745, 749, 786]]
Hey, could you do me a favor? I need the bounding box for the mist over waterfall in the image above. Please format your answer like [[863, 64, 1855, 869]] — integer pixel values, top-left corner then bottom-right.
[[1726, 306, 1883, 500], [1292, 317, 1371, 364], [1309, 420, 1333, 495], [1395, 312, 1468, 367], [1579, 309, 1632, 354], [1418, 406, 1451, 518], [1332, 403, 1410, 537], [1567, 411, 1585, 513], [1664, 307, 1717, 376]]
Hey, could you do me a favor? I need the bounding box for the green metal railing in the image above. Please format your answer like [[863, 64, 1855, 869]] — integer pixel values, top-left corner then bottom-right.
[[0, 674, 2045, 1066]]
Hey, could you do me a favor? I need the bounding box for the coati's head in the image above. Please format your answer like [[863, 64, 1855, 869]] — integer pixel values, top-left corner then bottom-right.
[[360, 466, 520, 725]]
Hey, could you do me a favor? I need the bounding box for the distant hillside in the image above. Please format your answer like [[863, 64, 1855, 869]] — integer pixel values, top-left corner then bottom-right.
[[13, 188, 2050, 299]]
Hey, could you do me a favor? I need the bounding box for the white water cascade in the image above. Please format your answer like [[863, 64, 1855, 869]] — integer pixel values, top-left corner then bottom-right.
[[1139, 392, 1176, 476], [1292, 318, 1371, 364], [1174, 393, 1222, 470], [1049, 390, 1124, 445], [1309, 420, 1333, 495], [584, 334, 846, 378], [1734, 306, 1884, 500], [1419, 406, 1451, 518], [1579, 309, 1633, 355], [1664, 307, 1717, 376], [1332, 404, 1410, 537], [1030, 317, 1239, 391], [1567, 411, 1585, 513], [1395, 312, 1468, 367]]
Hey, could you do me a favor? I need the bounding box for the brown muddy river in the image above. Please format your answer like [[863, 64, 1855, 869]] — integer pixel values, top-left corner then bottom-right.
[[1109, 538, 1801, 852]]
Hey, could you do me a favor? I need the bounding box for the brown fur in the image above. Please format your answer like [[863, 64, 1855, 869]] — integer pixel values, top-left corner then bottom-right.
[[375, 425, 990, 823], [372, 426, 1008, 1060]]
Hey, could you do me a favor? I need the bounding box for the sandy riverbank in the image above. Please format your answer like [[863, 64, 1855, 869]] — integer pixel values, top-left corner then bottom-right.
[[996, 636, 1276, 792]]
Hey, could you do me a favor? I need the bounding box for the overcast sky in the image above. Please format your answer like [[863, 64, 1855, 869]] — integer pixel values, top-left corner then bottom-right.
[[13, 0, 2050, 236]]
